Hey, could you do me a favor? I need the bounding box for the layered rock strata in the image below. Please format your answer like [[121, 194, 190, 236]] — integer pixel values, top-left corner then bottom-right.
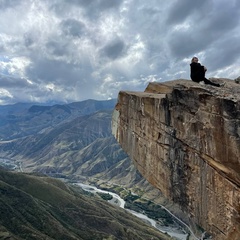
[[112, 79, 240, 240]]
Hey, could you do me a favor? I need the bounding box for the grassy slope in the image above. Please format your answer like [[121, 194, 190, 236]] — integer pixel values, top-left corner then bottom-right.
[[0, 168, 172, 240]]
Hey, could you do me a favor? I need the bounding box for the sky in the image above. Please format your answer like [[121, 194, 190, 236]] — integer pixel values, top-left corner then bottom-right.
[[0, 0, 240, 105]]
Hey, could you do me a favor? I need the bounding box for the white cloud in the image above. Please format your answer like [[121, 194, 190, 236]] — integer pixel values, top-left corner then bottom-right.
[[0, 57, 30, 77], [0, 88, 13, 101]]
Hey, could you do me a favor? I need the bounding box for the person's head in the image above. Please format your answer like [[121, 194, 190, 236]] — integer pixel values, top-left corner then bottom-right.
[[191, 57, 198, 63]]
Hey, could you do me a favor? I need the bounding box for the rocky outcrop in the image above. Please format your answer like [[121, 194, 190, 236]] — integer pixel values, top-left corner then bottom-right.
[[112, 79, 240, 240]]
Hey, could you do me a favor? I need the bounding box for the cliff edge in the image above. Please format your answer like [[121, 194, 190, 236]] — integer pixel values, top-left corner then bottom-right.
[[112, 79, 240, 240]]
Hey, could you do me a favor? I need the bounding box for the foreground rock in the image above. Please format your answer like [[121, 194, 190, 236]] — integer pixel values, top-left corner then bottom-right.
[[112, 79, 240, 240]]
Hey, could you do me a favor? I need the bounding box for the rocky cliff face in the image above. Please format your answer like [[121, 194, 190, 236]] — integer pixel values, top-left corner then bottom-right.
[[112, 79, 240, 240]]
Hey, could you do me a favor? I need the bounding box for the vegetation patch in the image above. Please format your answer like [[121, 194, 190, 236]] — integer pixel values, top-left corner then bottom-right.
[[124, 192, 175, 226], [93, 182, 176, 227], [96, 192, 113, 201]]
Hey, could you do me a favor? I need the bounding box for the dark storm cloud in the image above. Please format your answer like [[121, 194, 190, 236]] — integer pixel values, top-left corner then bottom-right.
[[166, 0, 208, 24], [24, 34, 35, 48], [51, 0, 122, 19], [60, 19, 86, 38], [199, 1, 240, 35], [25, 55, 97, 97], [0, 74, 32, 88], [167, 0, 240, 60], [168, 31, 205, 59], [205, 35, 240, 71], [0, 0, 20, 10], [46, 41, 69, 57], [63, 0, 94, 7], [101, 38, 126, 60], [20, 56, 97, 103], [26, 58, 79, 84], [66, 0, 122, 10], [0, 43, 5, 53]]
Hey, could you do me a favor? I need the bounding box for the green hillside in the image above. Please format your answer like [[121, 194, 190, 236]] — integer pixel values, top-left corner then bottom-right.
[[0, 168, 171, 240]]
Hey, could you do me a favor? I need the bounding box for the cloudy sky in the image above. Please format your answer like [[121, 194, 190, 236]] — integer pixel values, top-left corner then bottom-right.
[[0, 0, 240, 105]]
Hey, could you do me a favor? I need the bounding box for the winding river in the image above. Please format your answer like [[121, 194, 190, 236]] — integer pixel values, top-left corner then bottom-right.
[[76, 183, 190, 240], [0, 157, 201, 239]]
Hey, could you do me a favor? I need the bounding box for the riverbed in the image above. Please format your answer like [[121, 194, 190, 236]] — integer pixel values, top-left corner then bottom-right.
[[76, 183, 189, 240]]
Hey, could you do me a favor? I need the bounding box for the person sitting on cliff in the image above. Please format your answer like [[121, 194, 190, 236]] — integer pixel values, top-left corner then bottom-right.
[[190, 57, 225, 87]]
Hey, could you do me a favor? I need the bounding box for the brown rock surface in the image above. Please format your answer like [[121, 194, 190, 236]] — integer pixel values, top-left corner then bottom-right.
[[112, 79, 240, 240]]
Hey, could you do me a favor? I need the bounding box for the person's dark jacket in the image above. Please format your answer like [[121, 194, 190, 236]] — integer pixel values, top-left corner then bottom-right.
[[190, 62, 205, 82]]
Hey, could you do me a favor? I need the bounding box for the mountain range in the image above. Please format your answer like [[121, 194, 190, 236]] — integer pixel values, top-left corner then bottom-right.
[[0, 99, 171, 239], [0, 100, 165, 196]]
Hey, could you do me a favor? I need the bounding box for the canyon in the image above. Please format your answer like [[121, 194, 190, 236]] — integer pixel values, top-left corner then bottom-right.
[[112, 79, 240, 240]]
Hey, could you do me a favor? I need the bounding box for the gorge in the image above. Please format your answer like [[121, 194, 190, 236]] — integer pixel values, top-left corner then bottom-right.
[[112, 79, 240, 240]]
